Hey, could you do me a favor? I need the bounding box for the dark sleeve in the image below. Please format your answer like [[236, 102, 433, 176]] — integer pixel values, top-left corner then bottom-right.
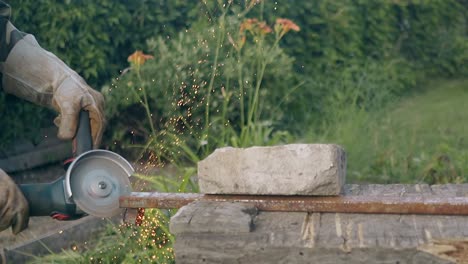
[[0, 1, 10, 20], [0, 1, 24, 62], [0, 1, 11, 62]]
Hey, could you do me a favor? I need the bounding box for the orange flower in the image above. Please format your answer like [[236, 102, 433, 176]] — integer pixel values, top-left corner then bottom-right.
[[240, 18, 272, 36], [257, 21, 272, 35], [275, 18, 300, 34], [128, 50, 154, 66], [240, 18, 258, 34]]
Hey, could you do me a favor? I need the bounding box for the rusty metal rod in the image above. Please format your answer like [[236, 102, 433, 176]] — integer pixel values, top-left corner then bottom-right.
[[120, 192, 468, 215]]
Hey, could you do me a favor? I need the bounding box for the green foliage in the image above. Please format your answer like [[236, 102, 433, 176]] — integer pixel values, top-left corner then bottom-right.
[[280, 57, 422, 135], [104, 3, 300, 163], [307, 79, 468, 184], [398, 0, 468, 76], [12, 0, 200, 86], [261, 0, 467, 76], [29, 221, 175, 264], [303, 58, 421, 144]]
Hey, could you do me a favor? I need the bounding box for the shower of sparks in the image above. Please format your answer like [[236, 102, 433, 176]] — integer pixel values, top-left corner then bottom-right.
[[71, 1, 300, 262]]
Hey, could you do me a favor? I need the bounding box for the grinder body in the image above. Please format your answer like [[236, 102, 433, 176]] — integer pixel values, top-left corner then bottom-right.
[[17, 111, 133, 218], [18, 177, 79, 217]]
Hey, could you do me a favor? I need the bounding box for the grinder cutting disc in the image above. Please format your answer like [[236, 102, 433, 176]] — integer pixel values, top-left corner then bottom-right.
[[65, 150, 134, 217]]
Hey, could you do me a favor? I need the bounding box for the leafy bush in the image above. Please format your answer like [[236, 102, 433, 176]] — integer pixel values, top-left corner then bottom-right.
[[398, 0, 468, 76], [12, 0, 465, 86], [278, 56, 422, 135], [104, 2, 300, 163], [262, 0, 467, 76], [12, 0, 200, 86]]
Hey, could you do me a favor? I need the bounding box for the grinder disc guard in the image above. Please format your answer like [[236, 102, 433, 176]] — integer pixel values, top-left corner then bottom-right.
[[65, 150, 133, 217]]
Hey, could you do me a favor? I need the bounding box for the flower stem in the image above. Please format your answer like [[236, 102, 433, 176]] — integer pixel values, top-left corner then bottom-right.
[[248, 61, 267, 124], [237, 54, 245, 127], [204, 10, 227, 144], [136, 69, 157, 138]]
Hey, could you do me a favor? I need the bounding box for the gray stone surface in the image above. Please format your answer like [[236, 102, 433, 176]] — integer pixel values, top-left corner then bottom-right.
[[198, 144, 346, 195], [170, 201, 257, 234], [170, 184, 468, 264]]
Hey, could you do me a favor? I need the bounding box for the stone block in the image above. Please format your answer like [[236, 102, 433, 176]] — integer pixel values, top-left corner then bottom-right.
[[170, 201, 257, 235], [198, 144, 346, 196], [171, 184, 468, 264]]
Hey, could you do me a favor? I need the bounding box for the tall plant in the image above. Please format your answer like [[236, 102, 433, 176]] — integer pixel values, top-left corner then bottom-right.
[[104, 1, 301, 165]]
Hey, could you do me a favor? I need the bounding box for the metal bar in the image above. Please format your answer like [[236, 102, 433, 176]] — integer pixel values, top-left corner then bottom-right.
[[120, 192, 468, 215]]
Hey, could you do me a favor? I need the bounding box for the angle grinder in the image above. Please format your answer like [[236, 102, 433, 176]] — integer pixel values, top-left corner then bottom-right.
[[18, 111, 133, 218]]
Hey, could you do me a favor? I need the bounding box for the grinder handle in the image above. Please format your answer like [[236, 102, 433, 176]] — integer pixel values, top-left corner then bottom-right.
[[75, 110, 93, 155]]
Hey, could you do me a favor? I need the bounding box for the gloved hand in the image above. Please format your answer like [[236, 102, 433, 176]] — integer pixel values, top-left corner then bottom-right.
[[1, 23, 105, 148], [0, 169, 29, 234]]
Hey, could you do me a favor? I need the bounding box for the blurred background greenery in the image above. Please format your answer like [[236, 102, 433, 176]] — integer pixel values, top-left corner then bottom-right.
[[4, 0, 466, 183], [2, 1, 467, 262]]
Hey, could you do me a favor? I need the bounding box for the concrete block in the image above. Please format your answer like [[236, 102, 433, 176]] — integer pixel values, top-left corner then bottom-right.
[[198, 144, 346, 196], [170, 201, 257, 235], [171, 184, 468, 264]]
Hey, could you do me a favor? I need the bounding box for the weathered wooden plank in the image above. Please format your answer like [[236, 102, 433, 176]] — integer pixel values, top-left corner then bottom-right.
[[170, 184, 468, 264]]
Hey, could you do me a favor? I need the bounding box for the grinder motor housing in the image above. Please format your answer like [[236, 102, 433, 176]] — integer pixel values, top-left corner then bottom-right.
[[18, 111, 133, 218]]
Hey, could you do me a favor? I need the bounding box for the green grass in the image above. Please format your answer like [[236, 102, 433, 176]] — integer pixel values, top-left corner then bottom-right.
[[308, 79, 468, 184]]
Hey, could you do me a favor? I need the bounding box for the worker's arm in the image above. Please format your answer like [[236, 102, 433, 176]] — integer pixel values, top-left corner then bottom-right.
[[0, 1, 105, 234], [0, 2, 105, 148], [0, 1, 11, 22]]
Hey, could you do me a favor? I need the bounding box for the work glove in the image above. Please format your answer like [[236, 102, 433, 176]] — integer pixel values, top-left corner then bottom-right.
[[0, 23, 105, 148], [0, 169, 29, 234]]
